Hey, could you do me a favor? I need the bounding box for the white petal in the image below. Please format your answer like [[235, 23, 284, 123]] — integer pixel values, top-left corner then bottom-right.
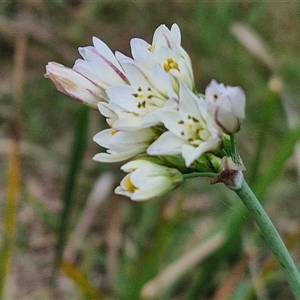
[[182, 134, 221, 167], [109, 130, 155, 151], [75, 42, 127, 85], [131, 177, 171, 201], [115, 51, 130, 62], [205, 79, 226, 103], [170, 23, 181, 45], [118, 59, 168, 97], [93, 148, 141, 163], [152, 110, 185, 136], [147, 131, 185, 155], [228, 86, 246, 120], [113, 114, 145, 131], [181, 144, 199, 167], [178, 59, 194, 90], [153, 45, 178, 66], [141, 110, 163, 127], [98, 102, 117, 122], [120, 159, 155, 172], [93, 129, 114, 148], [73, 58, 101, 85], [214, 105, 240, 134], [92, 37, 126, 78], [178, 81, 201, 115], [152, 24, 168, 47], [130, 38, 153, 65], [114, 185, 133, 199], [106, 85, 145, 113]]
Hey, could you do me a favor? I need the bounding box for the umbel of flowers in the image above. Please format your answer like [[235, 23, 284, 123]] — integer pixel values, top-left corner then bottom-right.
[[45, 24, 246, 201]]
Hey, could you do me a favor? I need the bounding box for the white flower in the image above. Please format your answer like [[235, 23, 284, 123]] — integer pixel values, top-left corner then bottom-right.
[[45, 37, 128, 109], [115, 159, 183, 201], [205, 79, 246, 134], [45, 24, 194, 109], [104, 71, 177, 130], [147, 82, 222, 167], [129, 24, 195, 91], [45, 23, 249, 201], [73, 37, 128, 89], [93, 127, 158, 163]]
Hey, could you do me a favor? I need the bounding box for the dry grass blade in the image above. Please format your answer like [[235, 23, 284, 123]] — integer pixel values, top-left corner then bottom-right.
[[106, 196, 127, 286], [0, 14, 76, 62], [280, 88, 300, 186], [231, 22, 275, 70], [0, 14, 53, 45], [212, 254, 249, 300], [63, 172, 115, 263], [0, 34, 27, 297], [141, 232, 225, 299], [60, 260, 106, 300]]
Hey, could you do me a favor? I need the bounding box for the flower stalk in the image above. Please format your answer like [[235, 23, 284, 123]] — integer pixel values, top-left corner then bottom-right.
[[235, 180, 300, 299]]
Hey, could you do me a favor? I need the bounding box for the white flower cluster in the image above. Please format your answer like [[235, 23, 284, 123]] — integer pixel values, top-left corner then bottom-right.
[[45, 24, 246, 201]]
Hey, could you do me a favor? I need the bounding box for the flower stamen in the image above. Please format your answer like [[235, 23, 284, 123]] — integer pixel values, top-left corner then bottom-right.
[[164, 58, 180, 72], [125, 177, 138, 192]]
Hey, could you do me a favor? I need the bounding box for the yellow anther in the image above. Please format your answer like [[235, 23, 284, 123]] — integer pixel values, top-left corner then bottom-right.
[[163, 58, 179, 72], [148, 45, 155, 52], [125, 177, 138, 192], [111, 129, 117, 135]]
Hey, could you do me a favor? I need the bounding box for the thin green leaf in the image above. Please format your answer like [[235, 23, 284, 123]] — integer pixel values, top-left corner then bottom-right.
[[249, 89, 281, 185], [51, 105, 89, 281]]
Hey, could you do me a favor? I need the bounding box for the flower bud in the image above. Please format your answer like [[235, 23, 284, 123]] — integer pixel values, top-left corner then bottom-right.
[[115, 159, 183, 201], [206, 79, 246, 135], [45, 62, 105, 109]]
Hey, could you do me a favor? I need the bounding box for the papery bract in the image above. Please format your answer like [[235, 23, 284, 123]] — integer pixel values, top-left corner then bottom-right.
[[211, 156, 245, 190]]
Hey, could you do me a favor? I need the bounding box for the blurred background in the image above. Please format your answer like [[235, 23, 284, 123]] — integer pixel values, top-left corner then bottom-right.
[[1, 1, 300, 299]]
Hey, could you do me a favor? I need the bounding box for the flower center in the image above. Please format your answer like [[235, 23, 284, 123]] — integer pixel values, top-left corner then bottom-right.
[[178, 115, 209, 145], [110, 129, 117, 135], [164, 58, 179, 72], [125, 177, 138, 193], [132, 86, 165, 113]]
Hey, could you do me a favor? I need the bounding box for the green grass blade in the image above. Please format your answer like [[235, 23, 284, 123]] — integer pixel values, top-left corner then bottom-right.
[[52, 105, 89, 281], [253, 122, 300, 198], [248, 89, 281, 185]]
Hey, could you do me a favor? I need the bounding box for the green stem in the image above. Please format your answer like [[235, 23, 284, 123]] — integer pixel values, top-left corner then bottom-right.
[[184, 172, 216, 179], [230, 135, 238, 163], [235, 179, 300, 299]]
